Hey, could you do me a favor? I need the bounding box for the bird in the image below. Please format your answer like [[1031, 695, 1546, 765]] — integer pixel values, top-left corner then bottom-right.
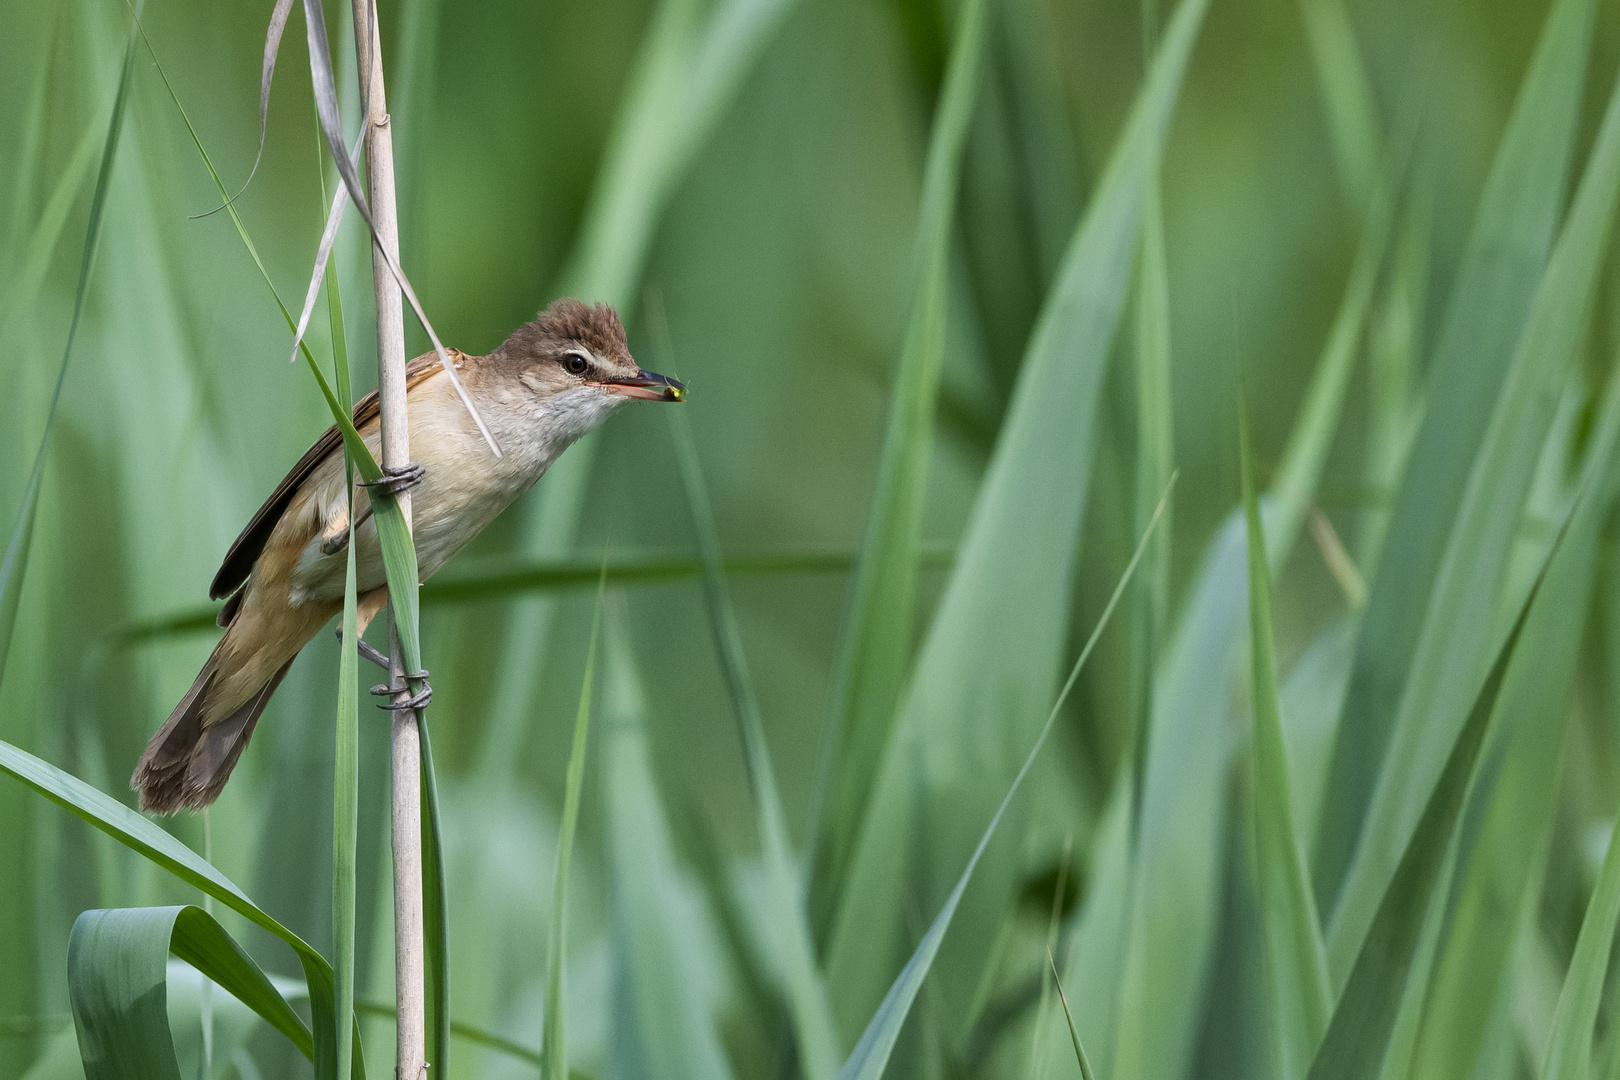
[[133, 299, 684, 813]]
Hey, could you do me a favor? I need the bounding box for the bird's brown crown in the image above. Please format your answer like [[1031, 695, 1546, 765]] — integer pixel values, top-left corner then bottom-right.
[[500, 298, 632, 367]]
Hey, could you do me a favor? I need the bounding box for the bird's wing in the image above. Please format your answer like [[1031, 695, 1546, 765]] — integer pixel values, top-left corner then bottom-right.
[[210, 352, 447, 599]]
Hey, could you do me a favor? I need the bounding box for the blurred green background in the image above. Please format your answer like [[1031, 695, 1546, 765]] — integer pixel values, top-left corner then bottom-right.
[[9, 0, 1620, 1076]]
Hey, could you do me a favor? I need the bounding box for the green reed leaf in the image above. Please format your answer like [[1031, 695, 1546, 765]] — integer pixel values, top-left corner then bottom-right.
[[541, 572, 604, 1080], [1242, 401, 1331, 1080]]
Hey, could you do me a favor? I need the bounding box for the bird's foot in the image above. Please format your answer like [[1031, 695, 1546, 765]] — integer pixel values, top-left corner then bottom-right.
[[361, 462, 426, 499], [335, 626, 391, 670], [371, 671, 432, 712]]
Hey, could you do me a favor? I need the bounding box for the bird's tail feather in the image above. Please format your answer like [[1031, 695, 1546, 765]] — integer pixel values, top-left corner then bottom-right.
[[132, 643, 293, 813]]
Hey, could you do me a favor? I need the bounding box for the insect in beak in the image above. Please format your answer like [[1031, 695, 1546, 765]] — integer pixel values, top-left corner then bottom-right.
[[594, 369, 686, 401]]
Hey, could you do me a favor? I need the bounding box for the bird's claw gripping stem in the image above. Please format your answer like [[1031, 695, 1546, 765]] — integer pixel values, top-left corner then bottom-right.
[[361, 461, 426, 498], [372, 673, 432, 712]]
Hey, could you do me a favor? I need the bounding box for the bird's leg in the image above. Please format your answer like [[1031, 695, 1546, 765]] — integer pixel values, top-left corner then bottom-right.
[[372, 671, 432, 711], [361, 461, 426, 499], [320, 503, 375, 557], [319, 493, 352, 556], [335, 626, 392, 670]]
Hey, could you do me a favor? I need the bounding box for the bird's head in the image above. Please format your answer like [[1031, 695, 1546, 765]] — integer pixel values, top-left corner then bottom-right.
[[498, 298, 685, 408]]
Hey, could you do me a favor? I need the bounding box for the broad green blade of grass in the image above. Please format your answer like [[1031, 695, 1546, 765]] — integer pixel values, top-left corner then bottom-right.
[[417, 720, 450, 1072], [823, 0, 1208, 1038], [1303, 502, 1575, 1080], [809, 0, 990, 945], [1298, 0, 1380, 210], [541, 577, 603, 1080], [602, 615, 738, 1080], [474, 0, 796, 779], [67, 905, 321, 1078], [1407, 365, 1620, 1080], [1111, 72, 1399, 1080], [559, 0, 795, 305], [837, 481, 1166, 1080], [668, 406, 839, 1080], [1323, 53, 1620, 986], [331, 253, 360, 1080], [0, 14, 136, 691], [0, 742, 360, 1080], [1241, 403, 1331, 1080], [1313, 0, 1596, 914]]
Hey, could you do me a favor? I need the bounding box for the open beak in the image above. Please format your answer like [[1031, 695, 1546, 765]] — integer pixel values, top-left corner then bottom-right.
[[597, 369, 687, 402]]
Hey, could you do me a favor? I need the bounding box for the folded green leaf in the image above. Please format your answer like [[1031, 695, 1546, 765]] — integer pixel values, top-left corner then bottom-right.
[[0, 741, 357, 1080], [68, 905, 319, 1079]]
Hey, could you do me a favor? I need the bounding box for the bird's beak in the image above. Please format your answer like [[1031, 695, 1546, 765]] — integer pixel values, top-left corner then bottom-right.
[[595, 369, 687, 402]]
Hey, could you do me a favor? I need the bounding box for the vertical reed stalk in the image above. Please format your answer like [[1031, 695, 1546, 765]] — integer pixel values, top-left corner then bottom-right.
[[349, 1, 426, 1075]]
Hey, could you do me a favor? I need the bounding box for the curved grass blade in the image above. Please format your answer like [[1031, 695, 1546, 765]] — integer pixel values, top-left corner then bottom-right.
[[1242, 402, 1331, 1080], [808, 0, 991, 936], [668, 406, 840, 1080], [541, 572, 605, 1080], [823, 0, 1209, 1037], [0, 11, 138, 690], [192, 0, 295, 217], [837, 480, 1171, 1080], [0, 743, 361, 1080], [1323, 44, 1620, 984], [296, 0, 499, 454], [1313, 0, 1597, 915], [1303, 500, 1580, 1080], [68, 906, 315, 1078]]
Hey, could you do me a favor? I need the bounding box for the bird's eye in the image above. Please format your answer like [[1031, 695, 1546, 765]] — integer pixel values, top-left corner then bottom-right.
[[563, 352, 590, 376]]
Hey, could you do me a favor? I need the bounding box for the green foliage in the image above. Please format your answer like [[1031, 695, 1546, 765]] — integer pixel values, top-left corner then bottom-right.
[[1241, 402, 1331, 1080], [13, 0, 1620, 1078]]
